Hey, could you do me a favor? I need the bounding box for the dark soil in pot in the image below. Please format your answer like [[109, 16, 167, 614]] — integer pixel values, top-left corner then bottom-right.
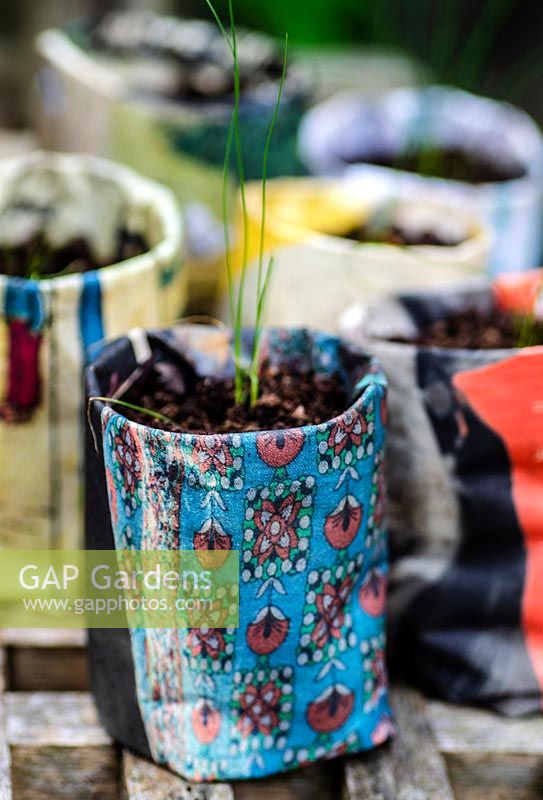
[[87, 12, 288, 101], [119, 365, 348, 433], [0, 229, 148, 279], [343, 146, 526, 184], [390, 307, 543, 349], [343, 221, 463, 248]]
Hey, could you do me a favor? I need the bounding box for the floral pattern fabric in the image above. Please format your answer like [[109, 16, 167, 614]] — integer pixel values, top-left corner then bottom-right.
[[101, 329, 392, 781]]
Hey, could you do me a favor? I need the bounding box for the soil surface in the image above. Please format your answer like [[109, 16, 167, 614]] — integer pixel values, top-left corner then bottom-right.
[[121, 366, 349, 433], [0, 230, 148, 279], [344, 222, 462, 247], [391, 307, 543, 349], [344, 146, 526, 184]]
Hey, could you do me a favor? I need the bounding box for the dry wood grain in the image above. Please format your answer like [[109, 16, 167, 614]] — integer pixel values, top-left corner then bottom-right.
[[5, 691, 117, 800], [343, 686, 455, 800], [234, 761, 341, 800], [0, 630, 87, 692], [427, 700, 543, 755], [122, 750, 234, 800], [0, 648, 12, 800], [428, 700, 543, 800], [445, 753, 543, 800]]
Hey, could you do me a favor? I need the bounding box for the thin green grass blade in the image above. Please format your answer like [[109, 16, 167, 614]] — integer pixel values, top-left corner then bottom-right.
[[88, 396, 177, 427], [204, 0, 233, 53], [223, 111, 236, 327], [226, 0, 250, 404], [250, 254, 276, 407]]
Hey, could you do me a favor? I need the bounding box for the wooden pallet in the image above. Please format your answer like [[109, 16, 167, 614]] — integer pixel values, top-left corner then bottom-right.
[[0, 631, 542, 800]]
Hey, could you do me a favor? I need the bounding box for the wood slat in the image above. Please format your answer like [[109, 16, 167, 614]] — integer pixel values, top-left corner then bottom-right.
[[427, 700, 543, 800], [234, 761, 341, 800], [0, 630, 87, 692], [343, 687, 455, 800], [427, 700, 543, 755], [0, 648, 12, 800], [5, 692, 117, 800], [122, 750, 234, 800]]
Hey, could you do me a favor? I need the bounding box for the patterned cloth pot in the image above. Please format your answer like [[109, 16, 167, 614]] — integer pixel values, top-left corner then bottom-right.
[[220, 175, 490, 332], [36, 16, 310, 312], [340, 270, 543, 715], [299, 86, 543, 275], [0, 151, 184, 548], [85, 325, 393, 782]]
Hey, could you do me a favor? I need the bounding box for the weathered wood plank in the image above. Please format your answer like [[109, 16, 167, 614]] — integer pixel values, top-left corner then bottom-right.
[[0, 629, 87, 691], [0, 629, 86, 649], [427, 699, 543, 755], [0, 648, 12, 800], [343, 687, 455, 800], [428, 700, 543, 800], [7, 647, 88, 692], [122, 750, 234, 800], [445, 752, 543, 800], [5, 692, 117, 800], [234, 762, 341, 800]]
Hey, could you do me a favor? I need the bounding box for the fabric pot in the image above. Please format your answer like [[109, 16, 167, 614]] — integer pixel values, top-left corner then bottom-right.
[[85, 324, 392, 781], [0, 151, 184, 548], [221, 176, 489, 333], [340, 270, 543, 715], [298, 86, 543, 275], [35, 15, 310, 311]]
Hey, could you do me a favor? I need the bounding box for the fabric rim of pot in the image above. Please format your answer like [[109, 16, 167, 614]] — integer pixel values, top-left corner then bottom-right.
[[340, 277, 539, 361], [243, 176, 491, 265], [87, 324, 387, 441], [35, 27, 311, 115], [298, 85, 543, 193], [0, 150, 182, 293]]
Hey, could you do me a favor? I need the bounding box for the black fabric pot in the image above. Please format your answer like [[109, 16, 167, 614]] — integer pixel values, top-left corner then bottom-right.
[[343, 276, 543, 715]]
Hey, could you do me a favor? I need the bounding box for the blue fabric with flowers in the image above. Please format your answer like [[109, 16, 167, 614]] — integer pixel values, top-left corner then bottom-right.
[[100, 328, 393, 782]]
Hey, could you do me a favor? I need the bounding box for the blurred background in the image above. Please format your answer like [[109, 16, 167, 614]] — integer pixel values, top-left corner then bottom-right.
[[0, 0, 541, 130]]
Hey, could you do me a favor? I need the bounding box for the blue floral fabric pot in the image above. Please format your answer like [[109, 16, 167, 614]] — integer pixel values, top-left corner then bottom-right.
[[85, 325, 393, 782]]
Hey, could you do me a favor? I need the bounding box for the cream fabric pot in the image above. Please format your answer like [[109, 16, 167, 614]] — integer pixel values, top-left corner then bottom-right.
[[0, 152, 184, 548], [35, 22, 309, 312], [224, 177, 490, 334]]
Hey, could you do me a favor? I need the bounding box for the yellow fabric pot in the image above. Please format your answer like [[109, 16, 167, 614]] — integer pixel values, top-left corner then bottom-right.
[[224, 177, 490, 333]]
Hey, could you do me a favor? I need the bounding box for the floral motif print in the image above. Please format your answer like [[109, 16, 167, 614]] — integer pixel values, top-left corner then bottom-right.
[[242, 478, 314, 582], [365, 450, 387, 549], [246, 606, 290, 655], [306, 684, 355, 733], [231, 667, 293, 748], [142, 432, 182, 549], [256, 429, 305, 468], [193, 519, 232, 552], [297, 554, 363, 667], [359, 567, 387, 617], [107, 416, 143, 516], [144, 630, 183, 704], [100, 330, 392, 782], [317, 402, 375, 475], [324, 494, 363, 549], [183, 433, 244, 491], [192, 699, 221, 744], [283, 732, 360, 770], [183, 627, 235, 673], [361, 633, 388, 713]]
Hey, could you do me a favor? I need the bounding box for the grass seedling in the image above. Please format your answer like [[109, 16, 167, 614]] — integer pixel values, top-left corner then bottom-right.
[[206, 0, 288, 407]]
